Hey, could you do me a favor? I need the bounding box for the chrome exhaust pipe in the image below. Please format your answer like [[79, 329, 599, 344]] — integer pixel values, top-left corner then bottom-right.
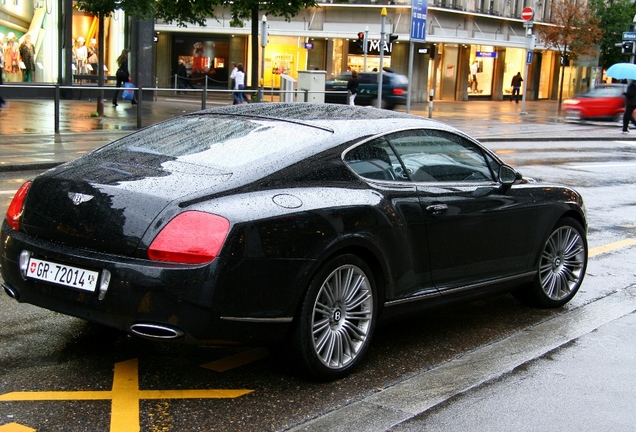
[[3, 285, 18, 300], [130, 323, 185, 340]]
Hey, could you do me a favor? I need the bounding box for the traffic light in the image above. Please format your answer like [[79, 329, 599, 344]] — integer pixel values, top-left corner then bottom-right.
[[357, 32, 365, 51], [388, 34, 398, 44], [622, 42, 634, 54]]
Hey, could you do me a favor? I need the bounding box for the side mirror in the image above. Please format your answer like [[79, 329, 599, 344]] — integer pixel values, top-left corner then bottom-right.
[[499, 165, 519, 185]]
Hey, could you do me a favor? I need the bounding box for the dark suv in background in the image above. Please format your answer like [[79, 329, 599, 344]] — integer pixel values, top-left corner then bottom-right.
[[325, 71, 409, 109]]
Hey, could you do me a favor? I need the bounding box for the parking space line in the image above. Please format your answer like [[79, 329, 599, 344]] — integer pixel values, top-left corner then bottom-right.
[[589, 239, 636, 257], [201, 347, 270, 372], [0, 358, 253, 432], [110, 359, 142, 432], [0, 424, 36, 432]]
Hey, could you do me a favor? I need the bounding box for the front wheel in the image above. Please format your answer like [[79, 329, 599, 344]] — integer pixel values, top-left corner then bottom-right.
[[514, 217, 587, 308], [292, 254, 377, 380]]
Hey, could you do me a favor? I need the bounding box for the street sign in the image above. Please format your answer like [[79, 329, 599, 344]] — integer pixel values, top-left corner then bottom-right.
[[623, 32, 636, 41], [476, 52, 497, 58], [521, 7, 534, 21], [526, 51, 533, 64], [410, 0, 427, 43]]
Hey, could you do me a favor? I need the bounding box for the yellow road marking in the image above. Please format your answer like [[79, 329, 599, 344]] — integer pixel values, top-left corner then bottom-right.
[[589, 239, 636, 257], [110, 359, 142, 432], [201, 347, 270, 372], [0, 424, 36, 432], [0, 359, 253, 432]]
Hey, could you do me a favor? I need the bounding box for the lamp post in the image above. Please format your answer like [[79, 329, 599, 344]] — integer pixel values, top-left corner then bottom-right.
[[364, 26, 369, 72], [260, 15, 268, 102], [521, 18, 534, 115], [378, 7, 387, 109]]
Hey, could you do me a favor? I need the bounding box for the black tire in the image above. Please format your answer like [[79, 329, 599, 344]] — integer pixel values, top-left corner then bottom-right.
[[371, 98, 388, 110], [291, 254, 377, 380], [513, 217, 587, 308]]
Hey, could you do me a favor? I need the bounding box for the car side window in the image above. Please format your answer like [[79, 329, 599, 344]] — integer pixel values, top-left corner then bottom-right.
[[386, 130, 496, 183], [359, 74, 376, 85], [344, 137, 400, 181]]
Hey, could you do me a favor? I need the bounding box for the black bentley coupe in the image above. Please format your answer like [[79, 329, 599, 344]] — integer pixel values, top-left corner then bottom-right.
[[1, 103, 587, 380]]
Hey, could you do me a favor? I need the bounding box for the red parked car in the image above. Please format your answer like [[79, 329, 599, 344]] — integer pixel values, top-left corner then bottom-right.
[[562, 83, 626, 121]]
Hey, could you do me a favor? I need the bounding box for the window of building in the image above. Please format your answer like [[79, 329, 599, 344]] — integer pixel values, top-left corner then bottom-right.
[[469, 45, 496, 96]]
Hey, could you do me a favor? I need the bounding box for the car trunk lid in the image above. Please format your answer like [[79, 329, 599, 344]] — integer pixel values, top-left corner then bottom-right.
[[21, 155, 231, 256]]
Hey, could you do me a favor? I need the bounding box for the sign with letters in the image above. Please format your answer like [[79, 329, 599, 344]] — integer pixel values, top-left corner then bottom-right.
[[410, 0, 427, 43]]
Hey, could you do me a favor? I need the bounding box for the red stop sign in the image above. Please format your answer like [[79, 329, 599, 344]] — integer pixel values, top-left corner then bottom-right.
[[521, 7, 534, 21]]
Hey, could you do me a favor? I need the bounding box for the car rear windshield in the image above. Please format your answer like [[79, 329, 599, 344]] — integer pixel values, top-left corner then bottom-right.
[[95, 115, 332, 169]]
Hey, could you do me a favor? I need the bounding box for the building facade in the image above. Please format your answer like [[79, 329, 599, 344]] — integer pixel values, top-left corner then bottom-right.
[[1, 0, 597, 102]]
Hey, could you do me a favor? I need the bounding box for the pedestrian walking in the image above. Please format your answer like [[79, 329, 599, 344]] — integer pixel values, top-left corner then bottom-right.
[[232, 63, 250, 105], [511, 72, 523, 103], [229, 63, 237, 91], [112, 49, 137, 106], [176, 59, 195, 92], [347, 70, 359, 106], [622, 80, 636, 134], [0, 33, 6, 109], [470, 61, 479, 93]]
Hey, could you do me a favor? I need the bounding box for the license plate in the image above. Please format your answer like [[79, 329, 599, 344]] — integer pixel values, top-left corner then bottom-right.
[[27, 258, 99, 292]]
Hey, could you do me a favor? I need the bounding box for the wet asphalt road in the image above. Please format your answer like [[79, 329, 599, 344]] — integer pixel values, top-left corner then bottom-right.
[[0, 101, 635, 431]]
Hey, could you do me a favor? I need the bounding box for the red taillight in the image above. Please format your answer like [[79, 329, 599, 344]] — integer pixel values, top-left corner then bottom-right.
[[392, 88, 405, 96], [6, 181, 32, 231], [148, 211, 230, 264]]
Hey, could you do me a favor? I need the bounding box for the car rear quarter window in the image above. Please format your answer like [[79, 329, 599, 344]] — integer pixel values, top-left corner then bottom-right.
[[344, 137, 403, 181]]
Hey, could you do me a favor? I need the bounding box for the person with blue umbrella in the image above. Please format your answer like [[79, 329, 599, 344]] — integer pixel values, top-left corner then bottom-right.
[[622, 80, 636, 133]]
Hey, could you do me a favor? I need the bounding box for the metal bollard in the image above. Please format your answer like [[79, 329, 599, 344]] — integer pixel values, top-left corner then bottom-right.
[[137, 87, 142, 129], [54, 85, 60, 134], [428, 88, 435, 118]]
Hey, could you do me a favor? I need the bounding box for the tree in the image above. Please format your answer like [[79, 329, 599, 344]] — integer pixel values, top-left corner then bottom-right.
[[157, 0, 318, 98], [77, 0, 317, 113], [589, 0, 636, 70], [76, 1, 160, 116], [538, 0, 603, 111]]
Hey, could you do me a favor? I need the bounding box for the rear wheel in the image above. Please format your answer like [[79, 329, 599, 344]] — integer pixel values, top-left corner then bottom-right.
[[292, 254, 377, 380], [514, 217, 587, 308], [371, 98, 388, 109], [614, 112, 624, 123]]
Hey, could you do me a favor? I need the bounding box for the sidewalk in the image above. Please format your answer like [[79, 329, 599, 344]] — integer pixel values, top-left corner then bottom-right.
[[0, 97, 625, 172]]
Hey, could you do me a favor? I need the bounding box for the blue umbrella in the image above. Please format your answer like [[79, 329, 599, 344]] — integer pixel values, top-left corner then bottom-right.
[[606, 62, 636, 80]]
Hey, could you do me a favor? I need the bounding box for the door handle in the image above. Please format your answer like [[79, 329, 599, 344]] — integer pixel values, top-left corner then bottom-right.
[[426, 204, 448, 215]]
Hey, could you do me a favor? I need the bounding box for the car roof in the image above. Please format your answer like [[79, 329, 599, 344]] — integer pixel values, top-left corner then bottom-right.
[[329, 71, 408, 80], [572, 84, 626, 99], [91, 103, 482, 198], [194, 102, 443, 134]]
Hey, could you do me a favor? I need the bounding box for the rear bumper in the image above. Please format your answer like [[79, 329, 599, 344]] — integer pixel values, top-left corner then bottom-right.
[[1, 223, 298, 345]]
